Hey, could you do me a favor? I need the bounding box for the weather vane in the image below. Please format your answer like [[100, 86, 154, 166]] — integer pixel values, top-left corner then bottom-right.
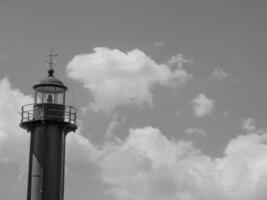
[[46, 49, 58, 76], [46, 49, 58, 70]]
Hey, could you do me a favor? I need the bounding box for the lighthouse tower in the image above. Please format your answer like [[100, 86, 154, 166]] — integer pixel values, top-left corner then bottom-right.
[[20, 54, 77, 200]]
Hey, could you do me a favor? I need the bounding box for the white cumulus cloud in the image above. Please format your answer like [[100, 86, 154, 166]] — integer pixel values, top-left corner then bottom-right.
[[192, 94, 215, 117], [66, 47, 192, 113], [209, 68, 229, 81], [0, 77, 33, 193], [93, 126, 267, 200], [241, 118, 256, 133], [0, 78, 32, 164], [66, 130, 101, 165], [105, 113, 125, 138], [168, 54, 193, 70]]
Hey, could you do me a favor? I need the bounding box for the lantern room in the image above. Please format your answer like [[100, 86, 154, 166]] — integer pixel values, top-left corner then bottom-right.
[[33, 69, 67, 105]]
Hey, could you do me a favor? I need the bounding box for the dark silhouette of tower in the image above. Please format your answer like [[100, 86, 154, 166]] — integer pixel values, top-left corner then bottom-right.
[[20, 54, 77, 200]]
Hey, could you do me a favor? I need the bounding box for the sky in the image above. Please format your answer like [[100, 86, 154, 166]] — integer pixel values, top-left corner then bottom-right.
[[1, 0, 267, 200]]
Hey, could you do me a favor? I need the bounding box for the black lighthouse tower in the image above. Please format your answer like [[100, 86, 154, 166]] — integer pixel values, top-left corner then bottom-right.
[[20, 54, 77, 200]]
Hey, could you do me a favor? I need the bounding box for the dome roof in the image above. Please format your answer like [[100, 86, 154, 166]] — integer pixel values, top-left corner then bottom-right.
[[33, 69, 68, 91], [39, 75, 65, 86]]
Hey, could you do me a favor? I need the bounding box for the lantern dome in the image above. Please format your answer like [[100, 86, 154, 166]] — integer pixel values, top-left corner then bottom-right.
[[39, 76, 64, 86], [33, 69, 67, 93]]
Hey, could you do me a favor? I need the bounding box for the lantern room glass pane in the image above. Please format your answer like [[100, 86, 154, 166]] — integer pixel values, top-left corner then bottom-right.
[[34, 88, 65, 104], [57, 93, 64, 104], [34, 91, 43, 104]]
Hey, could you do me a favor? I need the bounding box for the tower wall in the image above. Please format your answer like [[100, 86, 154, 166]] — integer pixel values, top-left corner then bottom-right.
[[28, 122, 66, 200]]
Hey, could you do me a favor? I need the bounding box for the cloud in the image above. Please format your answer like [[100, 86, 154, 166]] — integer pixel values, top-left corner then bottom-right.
[[93, 126, 267, 200], [185, 128, 207, 136], [106, 113, 125, 138], [241, 118, 256, 133], [192, 94, 215, 117], [153, 42, 164, 46], [0, 77, 33, 192], [66, 47, 192, 113], [168, 54, 193, 69], [0, 78, 32, 164], [209, 68, 229, 81], [66, 130, 101, 165]]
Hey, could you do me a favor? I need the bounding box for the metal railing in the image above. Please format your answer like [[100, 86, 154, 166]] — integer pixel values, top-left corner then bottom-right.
[[21, 103, 77, 126]]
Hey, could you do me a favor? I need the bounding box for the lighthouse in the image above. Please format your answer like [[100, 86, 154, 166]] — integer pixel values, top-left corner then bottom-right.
[[20, 53, 77, 200]]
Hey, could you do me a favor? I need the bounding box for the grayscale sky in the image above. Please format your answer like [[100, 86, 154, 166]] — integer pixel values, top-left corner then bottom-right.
[[1, 0, 267, 200]]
